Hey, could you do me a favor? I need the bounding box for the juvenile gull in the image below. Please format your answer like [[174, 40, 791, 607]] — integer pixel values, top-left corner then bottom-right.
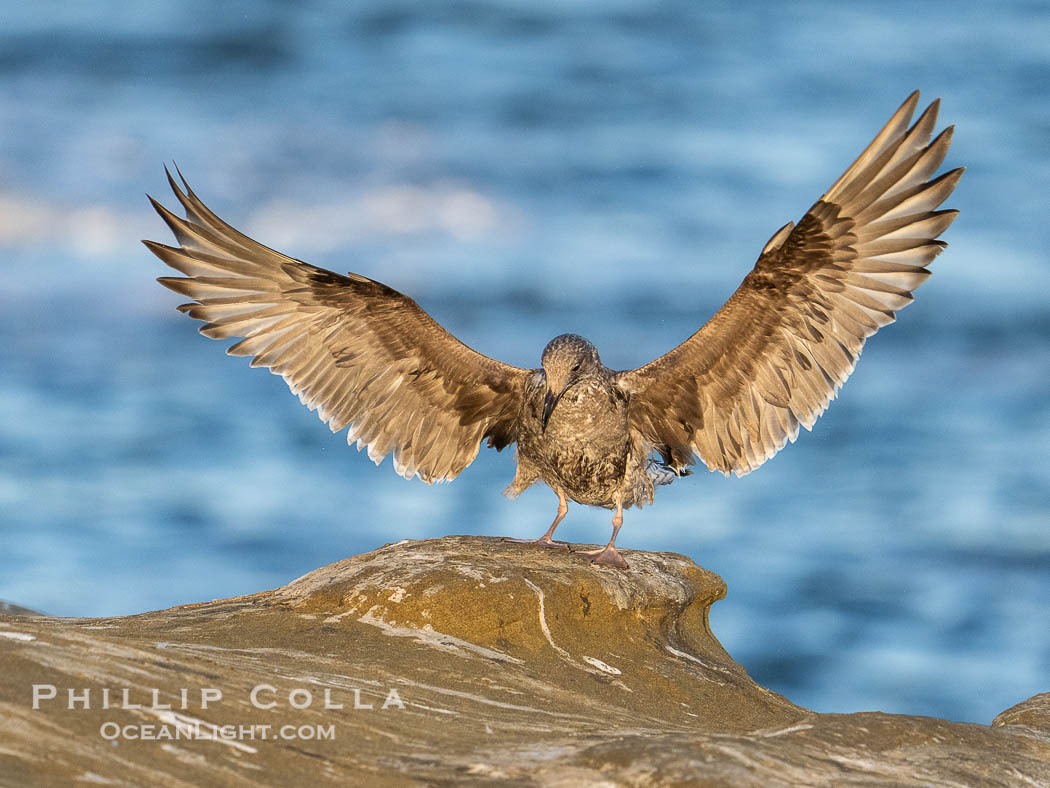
[[145, 91, 962, 569]]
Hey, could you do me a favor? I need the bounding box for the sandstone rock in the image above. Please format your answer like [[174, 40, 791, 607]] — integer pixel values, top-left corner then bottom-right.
[[995, 693, 1050, 736], [0, 536, 1046, 786], [0, 601, 45, 617]]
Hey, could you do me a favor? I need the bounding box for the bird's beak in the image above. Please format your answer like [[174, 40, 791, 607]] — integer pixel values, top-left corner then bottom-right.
[[541, 388, 563, 432]]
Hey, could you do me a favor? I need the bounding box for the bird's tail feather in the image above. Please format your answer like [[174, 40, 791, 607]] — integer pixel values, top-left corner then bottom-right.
[[647, 460, 690, 487]]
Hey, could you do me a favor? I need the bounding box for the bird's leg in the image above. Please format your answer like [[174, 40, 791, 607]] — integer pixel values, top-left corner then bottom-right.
[[572, 501, 629, 569], [502, 491, 571, 549]]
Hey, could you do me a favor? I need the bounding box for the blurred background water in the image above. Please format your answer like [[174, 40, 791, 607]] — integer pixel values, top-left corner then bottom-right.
[[1, 0, 1048, 725]]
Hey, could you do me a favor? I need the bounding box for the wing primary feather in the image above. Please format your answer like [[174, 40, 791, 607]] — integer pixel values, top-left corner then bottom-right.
[[145, 171, 529, 484], [619, 93, 960, 477]]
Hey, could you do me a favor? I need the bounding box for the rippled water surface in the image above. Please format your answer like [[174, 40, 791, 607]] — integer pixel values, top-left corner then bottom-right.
[[2, 1, 1049, 724]]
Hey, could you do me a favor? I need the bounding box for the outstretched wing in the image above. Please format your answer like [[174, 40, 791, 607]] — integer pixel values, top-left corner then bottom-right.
[[617, 91, 963, 477], [145, 169, 529, 483]]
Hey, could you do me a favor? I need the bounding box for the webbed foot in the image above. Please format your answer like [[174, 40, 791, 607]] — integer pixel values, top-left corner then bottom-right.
[[501, 535, 570, 550], [572, 544, 629, 569]]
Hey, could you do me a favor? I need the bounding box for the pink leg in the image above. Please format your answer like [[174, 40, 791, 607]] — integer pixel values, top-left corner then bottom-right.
[[502, 490, 570, 549], [572, 501, 629, 569]]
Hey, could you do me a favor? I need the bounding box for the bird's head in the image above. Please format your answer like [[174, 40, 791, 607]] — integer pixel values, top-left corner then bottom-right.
[[540, 334, 602, 430]]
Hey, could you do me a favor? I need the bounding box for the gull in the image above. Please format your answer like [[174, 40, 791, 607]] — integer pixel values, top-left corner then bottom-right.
[[145, 91, 962, 569]]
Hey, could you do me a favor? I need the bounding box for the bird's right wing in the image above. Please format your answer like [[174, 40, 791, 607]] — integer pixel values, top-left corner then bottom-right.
[[145, 169, 530, 483], [617, 92, 963, 477]]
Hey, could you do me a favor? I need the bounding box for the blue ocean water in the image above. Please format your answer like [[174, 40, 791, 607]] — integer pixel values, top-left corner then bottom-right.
[[1, 1, 1048, 725]]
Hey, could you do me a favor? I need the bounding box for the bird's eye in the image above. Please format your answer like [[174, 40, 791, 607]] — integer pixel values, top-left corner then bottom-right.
[[572, 363, 581, 372]]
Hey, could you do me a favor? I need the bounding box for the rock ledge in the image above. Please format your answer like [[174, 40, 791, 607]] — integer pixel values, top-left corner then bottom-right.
[[0, 536, 1047, 786]]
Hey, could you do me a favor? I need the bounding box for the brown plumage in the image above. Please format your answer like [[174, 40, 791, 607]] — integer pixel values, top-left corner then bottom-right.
[[146, 91, 962, 569]]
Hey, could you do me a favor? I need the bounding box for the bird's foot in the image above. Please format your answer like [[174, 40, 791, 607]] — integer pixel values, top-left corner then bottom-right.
[[572, 545, 629, 569], [501, 535, 571, 550]]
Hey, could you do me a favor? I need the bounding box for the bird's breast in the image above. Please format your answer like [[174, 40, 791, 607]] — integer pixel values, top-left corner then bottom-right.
[[517, 378, 632, 504], [545, 381, 627, 442]]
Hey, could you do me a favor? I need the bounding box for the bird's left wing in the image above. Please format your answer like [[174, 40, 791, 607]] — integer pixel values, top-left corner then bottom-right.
[[145, 169, 529, 483], [616, 92, 963, 477]]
